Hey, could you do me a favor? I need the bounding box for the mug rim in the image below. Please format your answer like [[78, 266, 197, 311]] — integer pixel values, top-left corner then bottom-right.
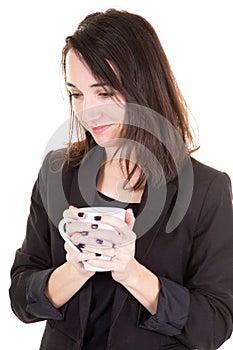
[[79, 207, 126, 215]]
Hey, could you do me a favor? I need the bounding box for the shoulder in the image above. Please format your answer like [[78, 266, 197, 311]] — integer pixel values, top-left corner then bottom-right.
[[39, 148, 67, 180], [166, 157, 232, 234], [38, 148, 78, 192], [41, 139, 88, 174], [175, 156, 232, 216], [191, 157, 232, 195], [170, 157, 233, 239], [187, 157, 232, 228]]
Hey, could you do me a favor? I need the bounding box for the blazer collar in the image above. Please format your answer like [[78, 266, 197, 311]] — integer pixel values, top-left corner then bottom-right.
[[68, 145, 106, 208]]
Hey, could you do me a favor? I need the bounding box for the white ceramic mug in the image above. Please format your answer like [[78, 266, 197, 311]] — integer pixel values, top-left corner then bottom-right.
[[58, 207, 126, 272]]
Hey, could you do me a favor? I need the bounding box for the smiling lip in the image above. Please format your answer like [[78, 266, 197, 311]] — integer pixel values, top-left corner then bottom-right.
[[91, 124, 112, 134]]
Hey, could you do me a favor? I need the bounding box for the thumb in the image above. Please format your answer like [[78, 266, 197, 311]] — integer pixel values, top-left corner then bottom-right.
[[125, 208, 135, 228]]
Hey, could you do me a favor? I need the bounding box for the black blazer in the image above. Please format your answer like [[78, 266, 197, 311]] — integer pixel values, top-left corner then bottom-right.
[[9, 148, 233, 350]]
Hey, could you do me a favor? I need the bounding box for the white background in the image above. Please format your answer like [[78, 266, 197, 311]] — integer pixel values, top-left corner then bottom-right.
[[1, 0, 232, 349]]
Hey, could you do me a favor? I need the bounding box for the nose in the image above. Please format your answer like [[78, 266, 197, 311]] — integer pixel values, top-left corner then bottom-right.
[[79, 96, 102, 127]]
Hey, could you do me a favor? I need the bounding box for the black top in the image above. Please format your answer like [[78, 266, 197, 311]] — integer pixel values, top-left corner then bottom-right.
[[82, 192, 140, 350]]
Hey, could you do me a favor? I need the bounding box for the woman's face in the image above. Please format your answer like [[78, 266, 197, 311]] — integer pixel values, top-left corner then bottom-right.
[[65, 50, 126, 146]]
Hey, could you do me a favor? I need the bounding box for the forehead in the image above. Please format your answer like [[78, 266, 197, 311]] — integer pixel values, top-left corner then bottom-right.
[[65, 50, 98, 87]]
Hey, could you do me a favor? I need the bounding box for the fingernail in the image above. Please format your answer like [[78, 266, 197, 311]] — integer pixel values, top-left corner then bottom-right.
[[78, 212, 84, 217], [78, 243, 85, 249], [96, 253, 102, 256], [96, 239, 103, 244], [91, 224, 98, 229], [80, 231, 88, 236], [94, 216, 101, 221]]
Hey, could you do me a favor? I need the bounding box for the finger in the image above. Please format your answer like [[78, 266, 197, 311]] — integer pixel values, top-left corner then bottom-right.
[[70, 235, 116, 248], [63, 208, 77, 220], [64, 239, 81, 253], [79, 251, 99, 261], [64, 243, 98, 261], [92, 215, 136, 245], [93, 210, 135, 228], [85, 259, 115, 270], [64, 241, 75, 253], [63, 206, 87, 220], [67, 220, 135, 246], [117, 225, 136, 243], [70, 230, 122, 246], [125, 208, 135, 228], [67, 221, 106, 233], [67, 221, 92, 235], [93, 215, 127, 230], [67, 222, 124, 242], [84, 245, 116, 257]]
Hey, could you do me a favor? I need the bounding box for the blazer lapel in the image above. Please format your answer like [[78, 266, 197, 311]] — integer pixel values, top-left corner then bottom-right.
[[68, 146, 106, 208], [110, 180, 177, 328], [135, 180, 177, 260], [78, 280, 93, 339], [63, 147, 107, 337]]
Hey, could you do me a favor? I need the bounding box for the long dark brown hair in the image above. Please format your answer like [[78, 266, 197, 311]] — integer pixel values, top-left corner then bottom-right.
[[61, 9, 198, 189]]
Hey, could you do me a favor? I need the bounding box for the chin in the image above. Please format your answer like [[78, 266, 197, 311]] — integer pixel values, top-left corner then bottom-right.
[[93, 136, 122, 148]]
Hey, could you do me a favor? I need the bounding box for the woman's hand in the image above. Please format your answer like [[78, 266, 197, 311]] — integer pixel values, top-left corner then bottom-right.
[[62, 207, 160, 314], [64, 242, 96, 277], [62, 207, 97, 277], [80, 208, 138, 282]]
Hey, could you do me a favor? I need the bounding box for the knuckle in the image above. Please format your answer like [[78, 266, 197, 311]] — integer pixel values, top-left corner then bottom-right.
[[63, 209, 74, 218], [67, 222, 82, 234]]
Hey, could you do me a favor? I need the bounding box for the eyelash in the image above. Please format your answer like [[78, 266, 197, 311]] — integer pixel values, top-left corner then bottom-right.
[[69, 91, 115, 100], [69, 93, 82, 99]]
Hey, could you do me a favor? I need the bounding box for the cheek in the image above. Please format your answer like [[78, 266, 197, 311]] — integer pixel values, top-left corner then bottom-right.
[[71, 100, 83, 115], [104, 102, 126, 125], [112, 124, 124, 138]]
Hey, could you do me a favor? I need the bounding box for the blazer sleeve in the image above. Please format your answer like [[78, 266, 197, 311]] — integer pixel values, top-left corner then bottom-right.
[[9, 154, 66, 323], [139, 172, 233, 349]]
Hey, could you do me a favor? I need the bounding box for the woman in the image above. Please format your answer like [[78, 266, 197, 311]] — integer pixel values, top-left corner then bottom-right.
[[9, 9, 233, 350]]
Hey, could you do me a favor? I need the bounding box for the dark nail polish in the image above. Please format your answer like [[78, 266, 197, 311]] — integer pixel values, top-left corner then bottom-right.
[[80, 231, 89, 236], [96, 253, 102, 256], [94, 216, 101, 221], [78, 243, 85, 249], [96, 239, 103, 244], [78, 212, 84, 217], [91, 224, 98, 229]]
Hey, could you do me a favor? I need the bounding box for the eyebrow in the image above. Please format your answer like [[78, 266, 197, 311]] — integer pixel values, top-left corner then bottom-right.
[[66, 82, 108, 89]]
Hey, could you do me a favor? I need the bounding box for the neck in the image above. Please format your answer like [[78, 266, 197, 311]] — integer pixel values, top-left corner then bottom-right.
[[104, 145, 122, 162]]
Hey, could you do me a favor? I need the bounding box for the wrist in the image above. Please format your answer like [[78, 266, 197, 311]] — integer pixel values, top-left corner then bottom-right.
[[119, 260, 160, 293], [45, 262, 95, 308], [116, 259, 141, 286], [67, 261, 95, 280], [119, 261, 161, 314], [121, 259, 144, 288]]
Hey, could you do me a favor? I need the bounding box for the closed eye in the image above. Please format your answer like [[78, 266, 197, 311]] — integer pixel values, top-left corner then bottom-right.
[[98, 91, 115, 98], [69, 92, 83, 99]]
